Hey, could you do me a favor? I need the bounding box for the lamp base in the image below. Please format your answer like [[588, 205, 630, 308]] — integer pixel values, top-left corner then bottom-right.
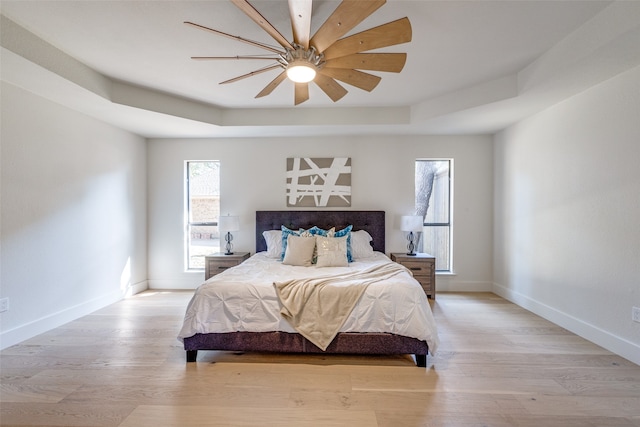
[[406, 232, 417, 256], [224, 232, 234, 256]]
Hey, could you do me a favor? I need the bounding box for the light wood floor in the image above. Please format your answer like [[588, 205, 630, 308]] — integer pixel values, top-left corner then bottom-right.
[[1, 291, 639, 427]]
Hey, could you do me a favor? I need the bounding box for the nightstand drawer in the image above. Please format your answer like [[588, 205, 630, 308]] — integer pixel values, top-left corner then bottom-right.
[[401, 260, 432, 275], [411, 273, 431, 284], [204, 252, 250, 280], [207, 259, 238, 270]]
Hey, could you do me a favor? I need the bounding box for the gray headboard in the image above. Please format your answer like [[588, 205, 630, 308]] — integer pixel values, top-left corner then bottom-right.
[[256, 211, 385, 253]]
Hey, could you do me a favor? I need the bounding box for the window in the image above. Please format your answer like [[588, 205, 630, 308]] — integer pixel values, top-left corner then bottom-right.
[[415, 159, 452, 272], [185, 161, 220, 270]]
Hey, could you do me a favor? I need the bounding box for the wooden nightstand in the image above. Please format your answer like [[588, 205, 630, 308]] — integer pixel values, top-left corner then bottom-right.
[[390, 253, 436, 299], [204, 252, 250, 280]]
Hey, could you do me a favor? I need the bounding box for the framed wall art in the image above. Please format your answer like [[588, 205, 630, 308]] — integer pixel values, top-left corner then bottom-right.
[[286, 157, 351, 207]]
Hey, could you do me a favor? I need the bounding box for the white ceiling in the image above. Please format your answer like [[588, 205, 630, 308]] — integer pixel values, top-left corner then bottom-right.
[[1, 0, 639, 138]]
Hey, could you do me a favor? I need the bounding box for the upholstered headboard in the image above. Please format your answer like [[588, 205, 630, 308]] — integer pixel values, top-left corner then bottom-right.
[[255, 211, 385, 253]]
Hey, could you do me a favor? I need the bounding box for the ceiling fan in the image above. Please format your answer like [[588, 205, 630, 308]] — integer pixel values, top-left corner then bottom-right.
[[185, 0, 412, 105]]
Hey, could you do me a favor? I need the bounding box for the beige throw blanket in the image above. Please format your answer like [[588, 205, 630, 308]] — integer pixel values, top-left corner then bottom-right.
[[274, 262, 410, 351]]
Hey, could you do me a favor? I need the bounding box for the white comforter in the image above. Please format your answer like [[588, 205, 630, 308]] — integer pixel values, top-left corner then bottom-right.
[[178, 252, 439, 353]]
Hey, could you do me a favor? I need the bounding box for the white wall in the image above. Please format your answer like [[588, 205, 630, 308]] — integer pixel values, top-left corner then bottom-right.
[[147, 134, 493, 290], [493, 66, 640, 365], [0, 82, 147, 349]]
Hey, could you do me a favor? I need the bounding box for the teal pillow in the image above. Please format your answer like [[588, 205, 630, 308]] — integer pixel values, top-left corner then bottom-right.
[[307, 226, 325, 236]]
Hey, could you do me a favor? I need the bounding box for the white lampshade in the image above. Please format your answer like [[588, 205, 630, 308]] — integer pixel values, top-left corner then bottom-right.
[[219, 215, 240, 232], [400, 215, 423, 232]]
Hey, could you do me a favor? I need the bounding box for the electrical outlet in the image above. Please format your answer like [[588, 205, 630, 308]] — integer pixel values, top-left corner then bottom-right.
[[633, 307, 640, 323], [0, 298, 8, 313]]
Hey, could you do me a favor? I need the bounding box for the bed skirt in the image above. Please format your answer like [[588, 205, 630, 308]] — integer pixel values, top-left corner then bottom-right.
[[183, 331, 429, 367]]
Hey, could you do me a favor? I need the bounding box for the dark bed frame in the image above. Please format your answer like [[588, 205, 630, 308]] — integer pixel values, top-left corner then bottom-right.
[[183, 210, 429, 367]]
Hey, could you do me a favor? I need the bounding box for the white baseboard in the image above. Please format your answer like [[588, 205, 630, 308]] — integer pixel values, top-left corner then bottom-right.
[[129, 280, 149, 295], [493, 282, 640, 366], [0, 281, 148, 351]]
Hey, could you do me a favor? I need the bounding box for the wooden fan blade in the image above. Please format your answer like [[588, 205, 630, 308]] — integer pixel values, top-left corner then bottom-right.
[[294, 82, 310, 105], [231, 0, 294, 50], [313, 73, 348, 102], [191, 56, 280, 61], [310, 0, 386, 53], [324, 53, 407, 73], [289, 0, 312, 49], [184, 21, 283, 54], [256, 71, 288, 98], [220, 64, 283, 85], [318, 68, 381, 92], [322, 17, 412, 60]]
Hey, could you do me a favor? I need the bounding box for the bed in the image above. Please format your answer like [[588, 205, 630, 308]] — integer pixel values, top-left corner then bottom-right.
[[179, 210, 439, 367]]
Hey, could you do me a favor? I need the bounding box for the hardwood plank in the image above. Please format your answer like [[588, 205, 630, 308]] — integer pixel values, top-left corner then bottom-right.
[[23, 367, 193, 386], [503, 416, 638, 427], [60, 384, 293, 408], [0, 383, 81, 403], [119, 405, 377, 427], [515, 394, 640, 417], [0, 402, 135, 426]]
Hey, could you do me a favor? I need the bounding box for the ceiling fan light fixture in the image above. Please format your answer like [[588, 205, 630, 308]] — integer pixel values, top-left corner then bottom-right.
[[282, 44, 323, 84], [286, 62, 317, 83]]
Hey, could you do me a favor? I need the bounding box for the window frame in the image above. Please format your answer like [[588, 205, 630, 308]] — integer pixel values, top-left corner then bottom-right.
[[184, 160, 220, 271], [415, 158, 453, 273]]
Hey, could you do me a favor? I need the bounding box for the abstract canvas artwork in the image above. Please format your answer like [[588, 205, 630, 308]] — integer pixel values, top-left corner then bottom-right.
[[286, 158, 352, 207]]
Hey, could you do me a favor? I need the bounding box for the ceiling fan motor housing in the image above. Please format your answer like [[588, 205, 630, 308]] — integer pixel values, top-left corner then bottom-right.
[[282, 44, 324, 83]]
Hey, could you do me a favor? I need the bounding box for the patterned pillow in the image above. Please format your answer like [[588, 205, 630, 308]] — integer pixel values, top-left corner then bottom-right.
[[310, 225, 353, 262], [304, 226, 326, 237], [315, 235, 348, 267]]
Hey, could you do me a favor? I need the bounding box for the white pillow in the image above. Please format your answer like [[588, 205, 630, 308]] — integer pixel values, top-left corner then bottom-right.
[[282, 234, 316, 267], [351, 230, 375, 259], [315, 235, 348, 267], [262, 230, 283, 258]]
